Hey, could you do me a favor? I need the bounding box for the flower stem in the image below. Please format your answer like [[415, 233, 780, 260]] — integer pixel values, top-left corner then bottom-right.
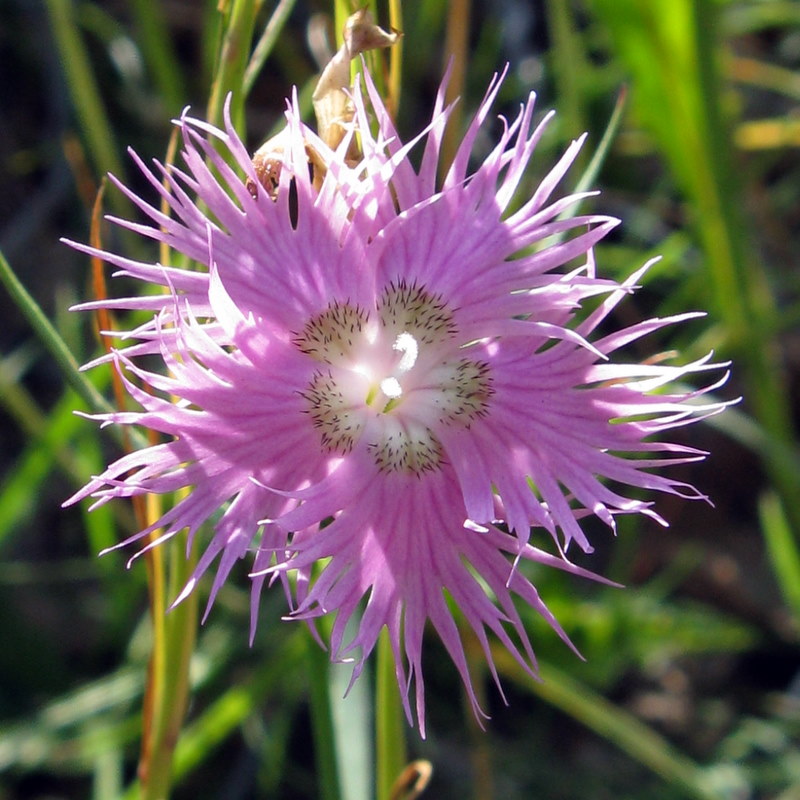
[[545, 0, 589, 149], [0, 248, 113, 419], [43, 0, 128, 213], [689, 0, 800, 538], [139, 518, 199, 800], [207, 0, 259, 132], [306, 630, 343, 800], [496, 650, 726, 800], [440, 0, 470, 176], [386, 0, 403, 118], [129, 0, 187, 115], [243, 0, 298, 97], [375, 629, 406, 800]]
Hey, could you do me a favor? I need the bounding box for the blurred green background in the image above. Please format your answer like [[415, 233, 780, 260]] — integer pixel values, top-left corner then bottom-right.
[[1, 0, 799, 798]]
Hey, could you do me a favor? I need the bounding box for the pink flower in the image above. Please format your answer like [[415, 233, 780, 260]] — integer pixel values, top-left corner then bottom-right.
[[65, 72, 730, 733]]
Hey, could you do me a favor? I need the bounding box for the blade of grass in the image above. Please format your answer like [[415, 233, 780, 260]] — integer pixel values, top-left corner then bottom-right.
[[386, 0, 403, 118], [553, 85, 628, 239], [307, 628, 343, 800], [0, 248, 111, 418], [376, 628, 406, 800], [138, 528, 199, 800], [207, 0, 259, 132], [589, 0, 800, 542], [0, 668, 143, 773], [493, 649, 730, 800], [690, 0, 800, 535], [243, 0, 299, 97], [760, 491, 800, 623], [573, 86, 628, 196], [0, 247, 151, 458], [330, 649, 372, 800], [440, 0, 470, 176], [129, 0, 188, 114], [44, 0, 127, 210], [545, 0, 589, 147]]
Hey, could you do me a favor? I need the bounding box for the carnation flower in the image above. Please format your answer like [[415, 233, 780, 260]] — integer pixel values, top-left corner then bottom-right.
[[65, 69, 729, 732]]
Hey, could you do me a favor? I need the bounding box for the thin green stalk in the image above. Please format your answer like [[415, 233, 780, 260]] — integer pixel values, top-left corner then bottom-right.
[[139, 531, 200, 800], [690, 0, 800, 537], [495, 652, 726, 800], [440, 0, 470, 176], [0, 248, 110, 417], [138, 501, 170, 800], [553, 85, 627, 238], [333, 0, 351, 49], [0, 248, 149, 453], [375, 629, 406, 800], [135, 8, 256, 793], [545, 0, 588, 147], [462, 647, 493, 800], [387, 0, 403, 119], [243, 0, 299, 97], [306, 632, 343, 800], [44, 0, 127, 205], [129, 0, 188, 114], [760, 492, 800, 623], [572, 86, 628, 197], [207, 0, 259, 132]]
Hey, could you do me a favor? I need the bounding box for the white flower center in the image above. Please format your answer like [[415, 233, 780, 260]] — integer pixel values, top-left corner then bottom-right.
[[295, 282, 492, 473]]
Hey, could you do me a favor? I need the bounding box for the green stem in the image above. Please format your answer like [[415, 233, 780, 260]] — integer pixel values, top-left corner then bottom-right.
[[306, 631, 343, 800], [497, 652, 725, 800], [440, 0, 471, 176], [0, 248, 110, 417], [243, 0, 298, 97], [375, 629, 406, 800], [129, 0, 188, 115], [545, 0, 588, 147], [572, 86, 628, 197], [760, 491, 800, 622], [140, 533, 199, 800], [207, 0, 259, 132], [387, 0, 403, 118], [333, 0, 348, 48], [0, 247, 150, 451], [44, 0, 127, 205], [690, 0, 800, 536]]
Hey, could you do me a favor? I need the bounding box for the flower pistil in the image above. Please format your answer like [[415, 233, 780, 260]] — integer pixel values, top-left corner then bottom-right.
[[296, 281, 493, 473]]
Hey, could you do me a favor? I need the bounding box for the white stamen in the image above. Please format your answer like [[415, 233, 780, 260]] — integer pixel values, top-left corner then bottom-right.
[[393, 332, 419, 374], [380, 376, 403, 398]]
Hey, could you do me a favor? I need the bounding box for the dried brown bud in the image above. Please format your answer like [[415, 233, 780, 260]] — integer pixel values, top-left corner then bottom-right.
[[249, 9, 400, 196], [312, 9, 401, 152]]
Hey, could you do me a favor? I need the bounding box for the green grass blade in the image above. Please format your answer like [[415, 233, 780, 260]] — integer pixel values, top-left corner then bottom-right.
[[496, 651, 732, 800], [243, 0, 298, 97], [129, 0, 189, 114], [0, 248, 111, 417], [0, 248, 153, 462], [44, 0, 127, 199], [573, 86, 628, 196], [375, 628, 406, 800], [207, 0, 259, 131], [306, 629, 343, 800], [760, 491, 800, 623]]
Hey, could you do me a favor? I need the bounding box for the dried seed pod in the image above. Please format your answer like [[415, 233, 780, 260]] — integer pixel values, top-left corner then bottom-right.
[[249, 9, 400, 195]]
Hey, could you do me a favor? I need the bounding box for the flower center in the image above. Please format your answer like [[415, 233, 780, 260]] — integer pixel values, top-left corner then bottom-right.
[[295, 282, 492, 473]]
